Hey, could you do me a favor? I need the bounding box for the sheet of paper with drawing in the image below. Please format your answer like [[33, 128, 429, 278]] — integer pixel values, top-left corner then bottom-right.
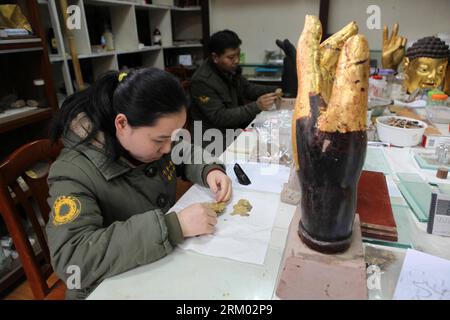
[[394, 249, 450, 300], [171, 185, 280, 265]]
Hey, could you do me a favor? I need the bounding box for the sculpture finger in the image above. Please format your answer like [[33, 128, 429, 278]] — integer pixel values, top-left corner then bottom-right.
[[383, 25, 388, 46], [293, 15, 322, 169], [401, 37, 407, 48], [319, 21, 358, 102], [318, 35, 369, 133], [390, 23, 399, 44]]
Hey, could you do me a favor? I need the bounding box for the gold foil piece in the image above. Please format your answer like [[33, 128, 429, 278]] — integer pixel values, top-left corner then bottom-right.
[[231, 199, 252, 216], [203, 202, 227, 216]]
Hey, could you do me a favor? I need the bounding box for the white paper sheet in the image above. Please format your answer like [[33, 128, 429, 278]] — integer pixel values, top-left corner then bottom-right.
[[393, 249, 450, 300], [171, 185, 280, 265], [226, 162, 290, 194]]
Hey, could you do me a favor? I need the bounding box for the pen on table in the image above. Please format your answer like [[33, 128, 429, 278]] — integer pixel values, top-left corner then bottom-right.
[[367, 141, 402, 148]]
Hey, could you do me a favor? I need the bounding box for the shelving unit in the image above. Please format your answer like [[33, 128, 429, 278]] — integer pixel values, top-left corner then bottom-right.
[[0, 1, 58, 151], [37, 0, 209, 102], [0, 0, 58, 296]]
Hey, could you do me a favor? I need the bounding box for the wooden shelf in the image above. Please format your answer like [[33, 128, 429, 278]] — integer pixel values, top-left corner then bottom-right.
[[0, 262, 24, 295], [117, 46, 162, 54], [78, 51, 116, 59], [38, 0, 209, 92], [0, 47, 43, 55], [0, 108, 53, 134], [84, 0, 135, 7], [0, 38, 43, 54], [0, 38, 41, 45], [135, 3, 170, 10], [171, 6, 201, 11], [164, 43, 202, 49], [0, 248, 45, 296]]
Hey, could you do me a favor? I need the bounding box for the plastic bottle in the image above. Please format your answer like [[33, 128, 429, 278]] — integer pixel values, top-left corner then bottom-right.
[[153, 28, 162, 46], [427, 89, 445, 105], [102, 24, 114, 51], [369, 75, 386, 98]]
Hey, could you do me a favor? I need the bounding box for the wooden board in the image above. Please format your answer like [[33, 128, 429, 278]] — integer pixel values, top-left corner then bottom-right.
[[357, 170, 398, 242]]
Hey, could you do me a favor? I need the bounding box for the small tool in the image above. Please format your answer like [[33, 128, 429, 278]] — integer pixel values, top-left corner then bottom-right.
[[233, 163, 251, 185]]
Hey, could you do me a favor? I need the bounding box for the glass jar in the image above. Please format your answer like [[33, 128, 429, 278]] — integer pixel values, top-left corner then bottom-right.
[[32, 79, 47, 108], [378, 69, 396, 99], [426, 93, 449, 124], [390, 72, 406, 100], [437, 143, 450, 165]]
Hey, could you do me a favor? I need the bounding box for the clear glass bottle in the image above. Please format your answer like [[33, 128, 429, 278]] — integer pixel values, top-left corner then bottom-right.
[[33, 79, 46, 108], [437, 143, 450, 165], [153, 28, 162, 46], [379, 69, 396, 99], [390, 72, 406, 100]]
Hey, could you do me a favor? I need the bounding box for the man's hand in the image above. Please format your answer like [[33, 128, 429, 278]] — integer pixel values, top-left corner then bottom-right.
[[206, 169, 232, 202], [382, 23, 407, 70], [256, 92, 278, 111], [177, 203, 217, 237]]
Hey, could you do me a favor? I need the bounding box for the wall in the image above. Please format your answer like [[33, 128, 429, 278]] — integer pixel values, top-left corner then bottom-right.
[[209, 0, 319, 63], [328, 0, 450, 51], [209, 0, 450, 63]]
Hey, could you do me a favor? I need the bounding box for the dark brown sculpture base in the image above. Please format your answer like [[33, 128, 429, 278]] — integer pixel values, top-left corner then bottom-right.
[[298, 221, 352, 254]]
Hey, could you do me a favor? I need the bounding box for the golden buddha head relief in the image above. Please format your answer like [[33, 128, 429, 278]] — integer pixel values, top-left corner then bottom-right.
[[403, 36, 450, 93]]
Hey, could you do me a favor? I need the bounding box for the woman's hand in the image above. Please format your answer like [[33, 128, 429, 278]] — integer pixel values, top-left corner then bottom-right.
[[206, 169, 232, 202], [177, 203, 217, 237]]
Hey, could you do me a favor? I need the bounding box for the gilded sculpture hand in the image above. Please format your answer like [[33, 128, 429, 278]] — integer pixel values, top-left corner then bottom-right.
[[382, 23, 407, 70], [293, 16, 369, 253], [293, 16, 367, 169]]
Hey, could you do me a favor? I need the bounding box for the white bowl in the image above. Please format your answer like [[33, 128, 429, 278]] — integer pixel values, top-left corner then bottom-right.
[[376, 116, 427, 147]]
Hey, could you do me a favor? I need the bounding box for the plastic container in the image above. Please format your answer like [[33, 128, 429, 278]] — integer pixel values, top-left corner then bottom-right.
[[426, 89, 444, 106], [369, 75, 386, 98], [376, 116, 428, 147], [425, 93, 450, 124]]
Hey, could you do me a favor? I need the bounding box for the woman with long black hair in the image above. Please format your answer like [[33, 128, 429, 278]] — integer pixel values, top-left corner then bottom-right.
[[46, 67, 231, 299]]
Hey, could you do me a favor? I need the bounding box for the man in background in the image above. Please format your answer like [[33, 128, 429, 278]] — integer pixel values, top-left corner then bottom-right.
[[190, 30, 279, 152]]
